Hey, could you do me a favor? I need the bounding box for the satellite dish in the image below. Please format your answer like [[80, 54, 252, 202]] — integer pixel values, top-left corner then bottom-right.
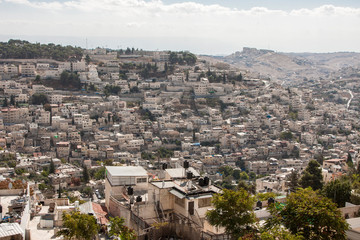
[[8, 183, 12, 189]]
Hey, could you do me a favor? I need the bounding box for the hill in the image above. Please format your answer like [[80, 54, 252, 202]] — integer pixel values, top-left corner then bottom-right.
[[219, 47, 360, 85]]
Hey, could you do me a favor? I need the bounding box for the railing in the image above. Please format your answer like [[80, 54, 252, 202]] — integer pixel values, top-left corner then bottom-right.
[[194, 209, 204, 227]]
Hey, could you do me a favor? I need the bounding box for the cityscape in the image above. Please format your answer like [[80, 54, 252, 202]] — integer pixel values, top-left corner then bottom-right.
[[1, 1, 360, 240]]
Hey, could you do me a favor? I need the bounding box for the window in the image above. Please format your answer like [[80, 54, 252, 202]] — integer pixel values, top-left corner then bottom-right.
[[136, 177, 147, 183], [175, 197, 185, 207], [198, 197, 211, 208]]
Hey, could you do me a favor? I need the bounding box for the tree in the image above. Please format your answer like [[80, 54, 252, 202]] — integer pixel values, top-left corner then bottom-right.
[[218, 166, 233, 177], [237, 180, 256, 194], [280, 131, 293, 140], [31, 93, 49, 105], [34, 75, 41, 83], [258, 225, 304, 240], [10, 95, 15, 106], [49, 159, 55, 174], [206, 188, 256, 239], [322, 178, 351, 207], [104, 159, 113, 166], [108, 216, 136, 240], [85, 54, 91, 64], [58, 184, 62, 198], [347, 153, 354, 168], [239, 172, 249, 180], [2, 97, 8, 107], [266, 188, 349, 240], [286, 170, 300, 192], [232, 169, 241, 180], [56, 211, 99, 240], [83, 165, 89, 183], [300, 160, 323, 191], [249, 172, 256, 180], [82, 186, 93, 197]]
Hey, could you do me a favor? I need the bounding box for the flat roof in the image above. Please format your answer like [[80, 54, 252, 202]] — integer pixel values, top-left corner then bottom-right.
[[106, 166, 148, 177], [347, 217, 360, 232], [151, 181, 175, 189], [0, 223, 24, 237]]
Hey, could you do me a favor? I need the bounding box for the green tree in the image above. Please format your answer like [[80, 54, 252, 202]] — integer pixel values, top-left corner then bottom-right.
[[286, 170, 300, 192], [31, 93, 49, 105], [83, 165, 89, 183], [206, 188, 256, 239], [94, 167, 105, 180], [218, 166, 233, 177], [239, 172, 249, 180], [108, 216, 136, 240], [300, 160, 323, 191], [258, 225, 304, 240], [58, 185, 62, 198], [49, 159, 55, 174], [34, 75, 41, 83], [347, 153, 354, 168], [10, 95, 15, 106], [2, 97, 8, 107], [85, 54, 91, 64], [280, 131, 293, 140], [82, 186, 93, 197], [56, 211, 99, 240], [256, 192, 278, 201], [266, 188, 349, 240], [322, 178, 351, 207], [237, 180, 256, 194], [232, 169, 241, 180], [249, 172, 256, 180]]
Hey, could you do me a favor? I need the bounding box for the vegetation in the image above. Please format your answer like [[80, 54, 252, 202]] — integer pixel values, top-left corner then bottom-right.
[[256, 192, 279, 201], [56, 211, 99, 240], [49, 159, 55, 174], [108, 216, 136, 240], [156, 147, 173, 158], [280, 131, 293, 140], [169, 51, 197, 65], [31, 93, 49, 105], [90, 167, 105, 180], [300, 160, 323, 191], [0, 39, 83, 61], [60, 71, 81, 90], [266, 188, 349, 240], [206, 188, 256, 239], [286, 170, 300, 192], [322, 177, 351, 207], [82, 165, 89, 183], [104, 85, 121, 96]]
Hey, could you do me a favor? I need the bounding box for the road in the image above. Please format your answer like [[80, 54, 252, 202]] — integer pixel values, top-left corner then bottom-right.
[[347, 89, 353, 110]]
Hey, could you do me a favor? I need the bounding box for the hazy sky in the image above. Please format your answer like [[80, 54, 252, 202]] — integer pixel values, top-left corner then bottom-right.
[[1, 0, 360, 55]]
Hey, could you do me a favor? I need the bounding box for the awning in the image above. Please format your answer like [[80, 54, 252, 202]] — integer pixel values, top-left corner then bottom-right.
[[169, 189, 186, 199]]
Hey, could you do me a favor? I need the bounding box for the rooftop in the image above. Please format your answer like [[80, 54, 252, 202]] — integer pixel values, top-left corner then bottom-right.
[[106, 166, 148, 177]]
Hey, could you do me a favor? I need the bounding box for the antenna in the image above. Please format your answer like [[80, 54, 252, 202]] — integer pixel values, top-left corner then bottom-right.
[[86, 38, 88, 49]]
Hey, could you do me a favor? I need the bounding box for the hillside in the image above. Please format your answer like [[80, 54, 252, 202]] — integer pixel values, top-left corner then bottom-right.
[[219, 47, 360, 85]]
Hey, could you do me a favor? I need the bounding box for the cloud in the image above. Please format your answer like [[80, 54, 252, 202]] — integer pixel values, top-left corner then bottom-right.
[[1, 1, 360, 53], [5, 0, 62, 9]]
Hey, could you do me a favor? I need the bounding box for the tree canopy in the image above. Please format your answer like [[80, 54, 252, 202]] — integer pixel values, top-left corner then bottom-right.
[[56, 211, 99, 240], [286, 170, 300, 192], [0, 39, 83, 61], [300, 160, 323, 191], [169, 51, 197, 65], [322, 177, 351, 207], [206, 188, 256, 239], [266, 188, 349, 240], [108, 216, 136, 240], [31, 93, 49, 105]]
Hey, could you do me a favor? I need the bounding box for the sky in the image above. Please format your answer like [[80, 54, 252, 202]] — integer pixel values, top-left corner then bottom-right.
[[1, 0, 360, 55]]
